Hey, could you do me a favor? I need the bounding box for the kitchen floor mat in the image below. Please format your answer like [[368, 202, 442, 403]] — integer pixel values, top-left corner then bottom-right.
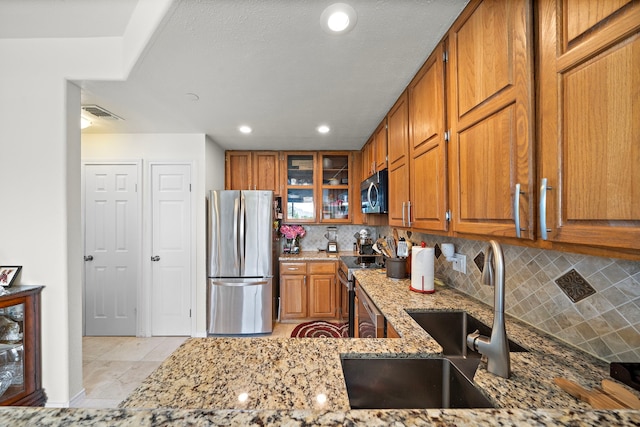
[[290, 320, 348, 338]]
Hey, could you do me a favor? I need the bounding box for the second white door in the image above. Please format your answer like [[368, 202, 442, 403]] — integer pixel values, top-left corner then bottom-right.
[[150, 164, 192, 336]]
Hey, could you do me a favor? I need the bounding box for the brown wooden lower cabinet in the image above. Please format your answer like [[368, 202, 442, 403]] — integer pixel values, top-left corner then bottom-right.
[[0, 285, 46, 407], [386, 322, 401, 338], [280, 261, 338, 321]]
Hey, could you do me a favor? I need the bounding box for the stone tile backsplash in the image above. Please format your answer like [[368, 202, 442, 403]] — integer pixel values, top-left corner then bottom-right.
[[285, 224, 639, 362], [398, 230, 640, 363], [282, 224, 378, 254]]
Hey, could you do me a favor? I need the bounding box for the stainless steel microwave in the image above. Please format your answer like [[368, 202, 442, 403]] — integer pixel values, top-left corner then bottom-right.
[[360, 170, 388, 214]]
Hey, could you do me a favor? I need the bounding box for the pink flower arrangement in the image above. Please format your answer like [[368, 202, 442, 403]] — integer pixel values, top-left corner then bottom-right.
[[280, 224, 306, 240]]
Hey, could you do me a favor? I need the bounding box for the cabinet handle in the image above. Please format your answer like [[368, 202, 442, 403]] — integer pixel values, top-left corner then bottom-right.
[[84, 255, 93, 261], [151, 255, 160, 262], [402, 202, 406, 226], [539, 178, 552, 240], [407, 201, 412, 227], [513, 183, 526, 238]]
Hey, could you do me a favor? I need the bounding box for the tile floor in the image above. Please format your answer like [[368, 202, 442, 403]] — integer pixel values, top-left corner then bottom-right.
[[74, 322, 299, 408]]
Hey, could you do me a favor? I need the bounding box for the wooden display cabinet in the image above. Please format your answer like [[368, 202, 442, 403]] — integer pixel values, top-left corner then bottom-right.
[[0, 285, 46, 407]]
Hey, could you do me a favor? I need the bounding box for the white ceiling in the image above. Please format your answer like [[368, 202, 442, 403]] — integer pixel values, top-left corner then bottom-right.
[[2, 0, 468, 151]]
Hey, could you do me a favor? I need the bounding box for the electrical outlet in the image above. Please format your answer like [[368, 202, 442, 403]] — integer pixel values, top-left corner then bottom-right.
[[452, 254, 467, 274]]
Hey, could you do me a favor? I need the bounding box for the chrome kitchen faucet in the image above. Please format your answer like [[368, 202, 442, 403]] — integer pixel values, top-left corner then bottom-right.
[[466, 240, 511, 378]]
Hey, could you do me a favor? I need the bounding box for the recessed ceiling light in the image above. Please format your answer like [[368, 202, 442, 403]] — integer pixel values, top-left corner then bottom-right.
[[320, 3, 357, 35], [239, 125, 252, 134], [317, 125, 330, 134]]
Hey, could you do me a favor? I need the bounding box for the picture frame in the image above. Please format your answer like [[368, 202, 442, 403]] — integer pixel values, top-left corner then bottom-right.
[[0, 266, 22, 288]]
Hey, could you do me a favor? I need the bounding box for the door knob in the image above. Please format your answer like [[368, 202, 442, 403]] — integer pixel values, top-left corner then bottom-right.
[[151, 256, 161, 262], [84, 255, 94, 261]]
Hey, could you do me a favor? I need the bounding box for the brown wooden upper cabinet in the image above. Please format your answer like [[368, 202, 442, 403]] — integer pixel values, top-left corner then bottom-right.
[[387, 90, 410, 227], [361, 138, 374, 180], [283, 152, 318, 223], [537, 0, 640, 251], [448, 0, 535, 240], [362, 120, 388, 179], [281, 151, 353, 224], [408, 42, 448, 232], [225, 151, 281, 195], [374, 119, 388, 172], [320, 153, 351, 223]]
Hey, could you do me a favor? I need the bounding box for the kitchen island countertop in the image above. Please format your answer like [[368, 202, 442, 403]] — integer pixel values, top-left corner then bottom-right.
[[2, 269, 639, 426]]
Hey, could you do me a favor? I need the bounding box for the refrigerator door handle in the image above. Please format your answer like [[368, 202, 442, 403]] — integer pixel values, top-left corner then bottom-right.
[[233, 197, 240, 269], [239, 193, 246, 272], [210, 279, 270, 287]]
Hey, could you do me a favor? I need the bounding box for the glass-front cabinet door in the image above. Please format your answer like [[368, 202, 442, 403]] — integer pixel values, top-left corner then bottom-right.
[[284, 152, 317, 222], [0, 302, 24, 401], [321, 153, 350, 222]]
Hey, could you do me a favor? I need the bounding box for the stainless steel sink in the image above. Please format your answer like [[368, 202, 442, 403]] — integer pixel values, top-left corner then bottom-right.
[[408, 311, 527, 357], [341, 357, 494, 409]]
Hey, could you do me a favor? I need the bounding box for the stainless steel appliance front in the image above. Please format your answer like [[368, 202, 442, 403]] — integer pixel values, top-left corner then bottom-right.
[[338, 255, 383, 337], [207, 190, 273, 334], [356, 285, 385, 338]]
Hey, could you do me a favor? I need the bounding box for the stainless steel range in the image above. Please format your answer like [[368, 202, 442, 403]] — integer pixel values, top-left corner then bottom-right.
[[338, 255, 383, 337]]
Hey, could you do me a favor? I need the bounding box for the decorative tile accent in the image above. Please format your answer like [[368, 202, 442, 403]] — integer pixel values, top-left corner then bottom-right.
[[434, 243, 441, 259], [554, 269, 596, 303], [474, 252, 485, 272], [376, 226, 640, 362]]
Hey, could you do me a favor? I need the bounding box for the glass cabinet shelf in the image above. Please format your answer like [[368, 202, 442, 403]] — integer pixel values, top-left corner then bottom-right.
[[284, 153, 317, 222], [321, 154, 350, 222]]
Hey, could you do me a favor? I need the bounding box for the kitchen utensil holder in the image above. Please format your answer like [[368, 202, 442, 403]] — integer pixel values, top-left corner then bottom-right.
[[386, 258, 407, 279]]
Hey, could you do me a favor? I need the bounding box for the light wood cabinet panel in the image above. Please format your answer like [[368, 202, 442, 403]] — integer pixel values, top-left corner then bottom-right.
[[309, 274, 337, 318], [387, 91, 410, 227], [387, 321, 401, 338], [279, 261, 337, 320], [374, 119, 388, 172], [362, 138, 374, 179], [449, 0, 534, 239], [280, 274, 307, 320], [409, 42, 448, 231], [225, 151, 280, 195], [225, 151, 251, 191], [538, 0, 640, 251], [253, 151, 280, 194]]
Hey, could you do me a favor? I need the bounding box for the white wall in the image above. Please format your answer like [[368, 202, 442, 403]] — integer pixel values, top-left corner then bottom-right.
[[0, 39, 126, 407], [0, 0, 173, 406], [82, 133, 225, 338]]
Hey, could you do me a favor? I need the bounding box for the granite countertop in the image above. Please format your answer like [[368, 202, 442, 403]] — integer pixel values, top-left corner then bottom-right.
[[2, 266, 639, 426]]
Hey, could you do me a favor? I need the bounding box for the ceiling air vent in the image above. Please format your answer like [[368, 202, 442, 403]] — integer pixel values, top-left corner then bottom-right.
[[81, 105, 124, 121]]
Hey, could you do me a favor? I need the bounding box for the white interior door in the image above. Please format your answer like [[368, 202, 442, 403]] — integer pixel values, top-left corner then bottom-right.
[[151, 164, 192, 336], [84, 164, 139, 336]]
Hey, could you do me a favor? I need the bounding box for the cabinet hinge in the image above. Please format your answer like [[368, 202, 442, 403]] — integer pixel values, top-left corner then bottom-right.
[[445, 210, 451, 221], [444, 130, 450, 142], [189, 184, 192, 192], [135, 183, 138, 192], [189, 309, 192, 318], [443, 50, 448, 63]]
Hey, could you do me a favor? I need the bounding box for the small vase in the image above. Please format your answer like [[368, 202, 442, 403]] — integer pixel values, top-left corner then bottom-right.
[[292, 237, 300, 254]]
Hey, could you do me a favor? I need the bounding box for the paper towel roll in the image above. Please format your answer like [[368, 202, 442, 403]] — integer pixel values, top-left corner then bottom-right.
[[411, 247, 435, 294]]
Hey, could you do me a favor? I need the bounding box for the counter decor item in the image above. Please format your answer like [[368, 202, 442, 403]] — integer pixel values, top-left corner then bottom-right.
[[280, 224, 306, 254], [0, 267, 21, 288]]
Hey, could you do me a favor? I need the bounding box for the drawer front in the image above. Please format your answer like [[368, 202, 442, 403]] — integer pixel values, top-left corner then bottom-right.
[[281, 262, 307, 274], [308, 262, 336, 274]]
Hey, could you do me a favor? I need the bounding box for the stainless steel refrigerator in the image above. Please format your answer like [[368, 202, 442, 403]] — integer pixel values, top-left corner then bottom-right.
[[207, 190, 274, 334]]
